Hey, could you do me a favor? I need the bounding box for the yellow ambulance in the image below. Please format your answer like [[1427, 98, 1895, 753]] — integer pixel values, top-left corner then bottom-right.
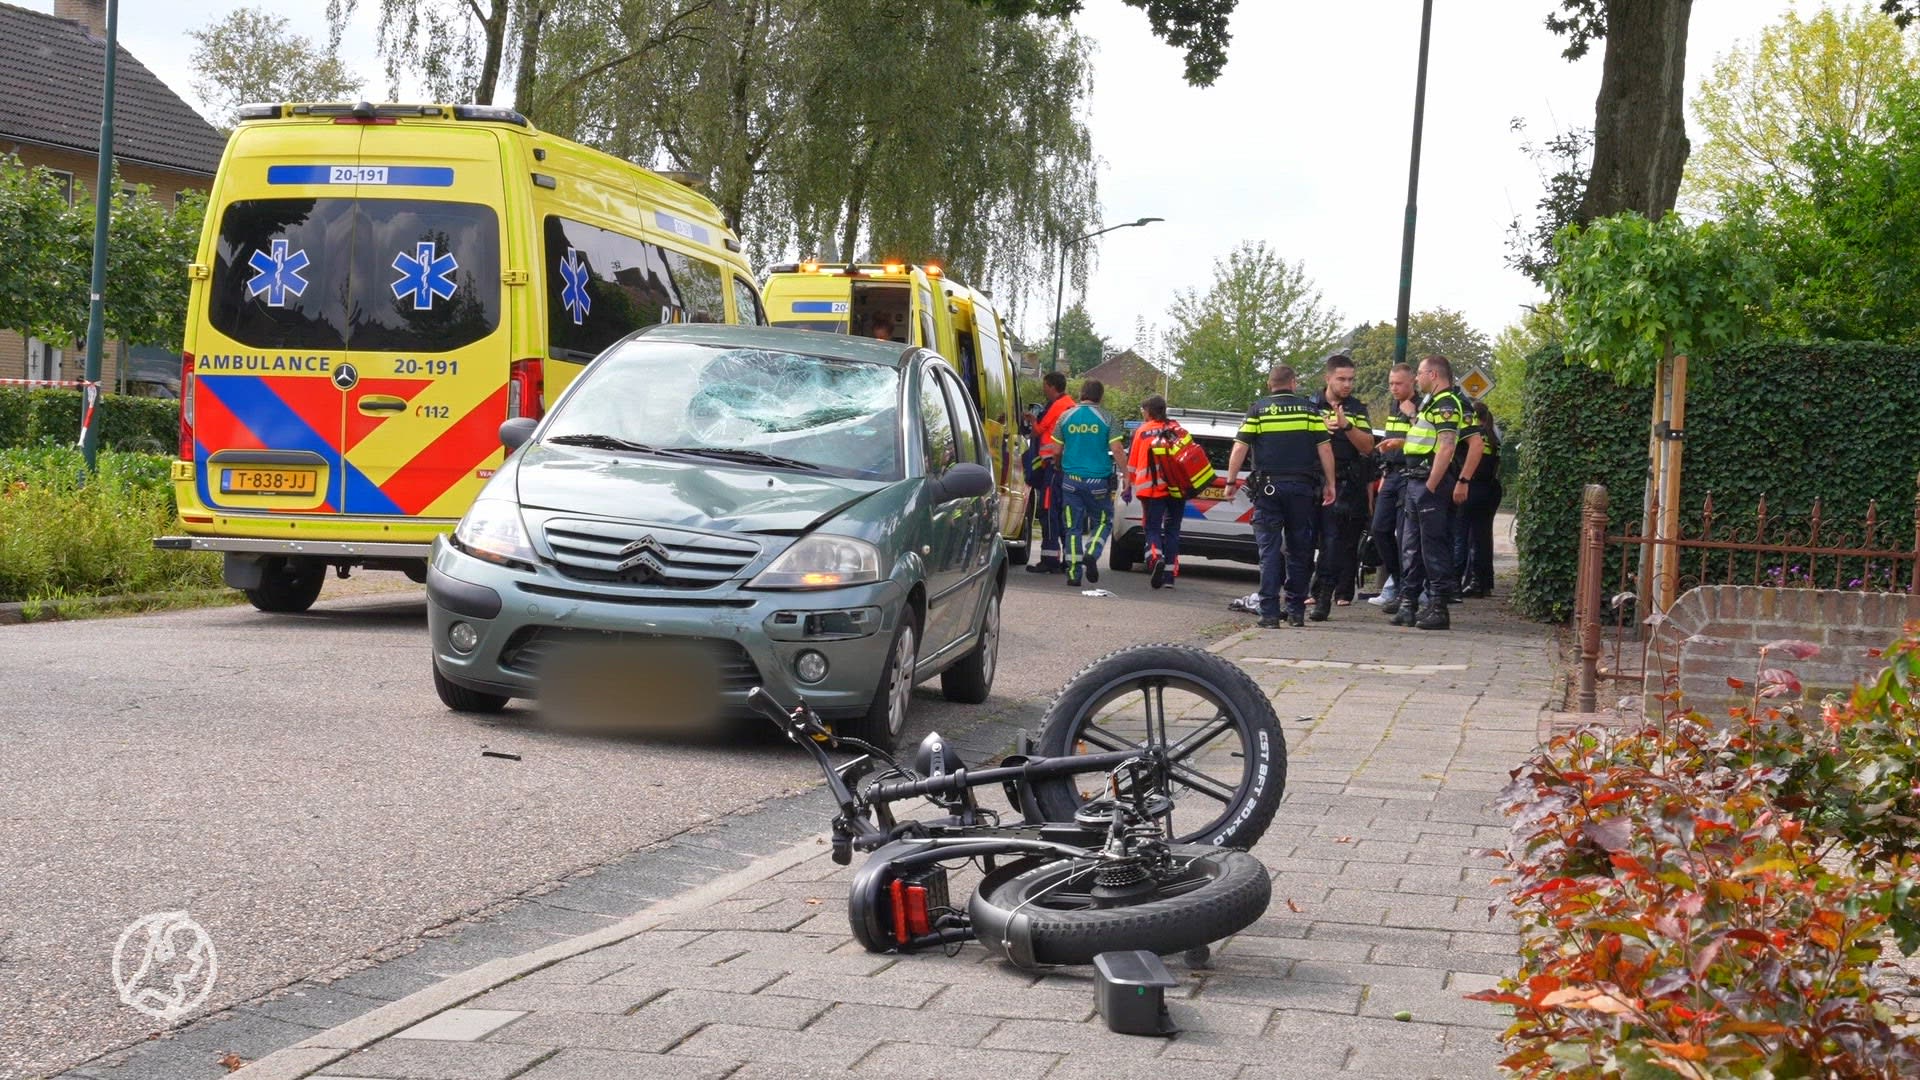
[[156, 102, 765, 612], [762, 262, 1031, 558]]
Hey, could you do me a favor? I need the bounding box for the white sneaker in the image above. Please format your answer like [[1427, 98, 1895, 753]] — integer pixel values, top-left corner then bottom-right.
[[1367, 577, 1399, 607]]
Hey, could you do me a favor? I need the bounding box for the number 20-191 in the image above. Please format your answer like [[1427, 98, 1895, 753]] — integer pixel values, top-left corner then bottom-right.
[[393, 359, 458, 375]]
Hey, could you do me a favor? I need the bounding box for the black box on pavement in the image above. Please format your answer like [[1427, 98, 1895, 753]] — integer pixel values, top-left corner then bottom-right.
[[1092, 950, 1179, 1036]]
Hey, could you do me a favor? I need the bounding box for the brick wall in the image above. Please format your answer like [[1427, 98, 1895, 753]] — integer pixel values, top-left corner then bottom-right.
[[1644, 585, 1918, 716]]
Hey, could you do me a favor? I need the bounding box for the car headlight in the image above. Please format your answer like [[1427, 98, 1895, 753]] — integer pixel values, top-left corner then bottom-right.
[[454, 499, 537, 567], [749, 535, 881, 590]]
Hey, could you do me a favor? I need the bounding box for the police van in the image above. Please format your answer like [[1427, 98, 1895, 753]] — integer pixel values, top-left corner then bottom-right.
[[155, 102, 766, 612], [762, 262, 1031, 559]]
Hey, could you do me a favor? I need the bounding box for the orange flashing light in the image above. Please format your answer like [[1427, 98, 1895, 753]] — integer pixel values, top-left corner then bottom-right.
[[882, 262, 907, 275], [800, 572, 844, 587], [925, 264, 942, 278], [800, 260, 820, 273]]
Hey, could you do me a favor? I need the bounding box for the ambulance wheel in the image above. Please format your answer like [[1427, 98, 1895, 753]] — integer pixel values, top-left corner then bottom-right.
[[433, 663, 510, 714], [245, 557, 326, 613]]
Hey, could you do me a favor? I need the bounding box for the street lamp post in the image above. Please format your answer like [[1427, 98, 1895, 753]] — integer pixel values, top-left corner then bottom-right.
[[1391, 0, 1435, 369], [78, 0, 121, 472], [1050, 217, 1163, 376]]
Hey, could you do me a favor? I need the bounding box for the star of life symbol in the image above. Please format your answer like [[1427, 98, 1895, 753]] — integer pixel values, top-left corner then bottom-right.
[[559, 247, 592, 325], [245, 239, 309, 307], [113, 911, 219, 1023], [391, 241, 459, 310], [614, 534, 669, 579]]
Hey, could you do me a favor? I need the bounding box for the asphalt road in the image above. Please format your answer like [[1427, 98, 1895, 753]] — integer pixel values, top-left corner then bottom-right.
[[0, 553, 1257, 1080]]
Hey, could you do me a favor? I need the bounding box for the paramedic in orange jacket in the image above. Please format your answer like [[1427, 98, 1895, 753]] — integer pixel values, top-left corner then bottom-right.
[[1027, 372, 1075, 574], [1127, 394, 1186, 590]]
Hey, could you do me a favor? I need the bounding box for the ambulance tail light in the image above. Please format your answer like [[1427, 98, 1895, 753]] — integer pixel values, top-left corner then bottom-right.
[[178, 352, 196, 461], [508, 359, 545, 419]]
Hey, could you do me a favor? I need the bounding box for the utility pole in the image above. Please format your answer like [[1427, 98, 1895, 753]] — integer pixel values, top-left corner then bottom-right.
[[1392, 0, 1435, 369], [1049, 217, 1162, 375], [78, 0, 120, 472]]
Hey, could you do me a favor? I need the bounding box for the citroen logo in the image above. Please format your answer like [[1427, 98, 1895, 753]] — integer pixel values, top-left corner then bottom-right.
[[614, 534, 670, 579]]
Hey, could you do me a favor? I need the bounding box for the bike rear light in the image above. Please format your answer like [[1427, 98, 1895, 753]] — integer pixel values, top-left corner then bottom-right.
[[905, 885, 931, 937], [177, 352, 195, 460], [889, 879, 909, 945]]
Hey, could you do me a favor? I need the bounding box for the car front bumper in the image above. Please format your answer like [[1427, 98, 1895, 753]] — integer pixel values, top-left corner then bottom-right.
[[426, 536, 906, 719]]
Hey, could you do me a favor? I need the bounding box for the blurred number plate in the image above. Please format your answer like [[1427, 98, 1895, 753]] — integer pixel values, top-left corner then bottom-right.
[[1201, 485, 1229, 500], [222, 468, 317, 494]]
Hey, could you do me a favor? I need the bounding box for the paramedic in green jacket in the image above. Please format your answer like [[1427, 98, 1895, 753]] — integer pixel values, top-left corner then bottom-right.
[[1043, 378, 1127, 588]]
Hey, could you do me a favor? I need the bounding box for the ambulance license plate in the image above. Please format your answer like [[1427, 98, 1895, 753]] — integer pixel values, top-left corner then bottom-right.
[[1201, 485, 1229, 500], [222, 468, 317, 495]]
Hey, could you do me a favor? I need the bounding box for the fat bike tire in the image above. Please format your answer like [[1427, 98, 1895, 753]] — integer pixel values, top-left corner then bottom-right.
[[1030, 644, 1286, 850], [967, 844, 1271, 968]]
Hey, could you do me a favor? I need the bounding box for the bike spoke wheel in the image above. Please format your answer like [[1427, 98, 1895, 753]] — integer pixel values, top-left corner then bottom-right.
[[1030, 644, 1286, 850]]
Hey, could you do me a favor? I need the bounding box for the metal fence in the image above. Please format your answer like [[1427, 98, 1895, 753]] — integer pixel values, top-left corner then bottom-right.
[[1572, 477, 1920, 711]]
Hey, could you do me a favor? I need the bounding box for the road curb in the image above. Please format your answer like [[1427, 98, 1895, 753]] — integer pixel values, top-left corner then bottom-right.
[[228, 830, 829, 1079]]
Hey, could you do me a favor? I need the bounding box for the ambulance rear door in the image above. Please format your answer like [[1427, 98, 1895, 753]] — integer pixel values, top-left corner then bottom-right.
[[335, 124, 510, 520]]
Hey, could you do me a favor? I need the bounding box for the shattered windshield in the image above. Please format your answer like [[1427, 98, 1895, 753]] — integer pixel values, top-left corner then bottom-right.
[[544, 342, 903, 479]]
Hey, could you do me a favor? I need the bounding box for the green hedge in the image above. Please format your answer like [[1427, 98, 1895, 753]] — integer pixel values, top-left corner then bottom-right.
[[1513, 342, 1920, 621], [0, 388, 178, 453]]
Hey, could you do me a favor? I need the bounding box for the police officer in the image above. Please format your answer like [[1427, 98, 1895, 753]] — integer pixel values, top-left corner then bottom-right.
[[1307, 352, 1374, 620], [1045, 378, 1126, 587], [1368, 362, 1417, 612], [1224, 364, 1336, 628], [1395, 355, 1482, 630]]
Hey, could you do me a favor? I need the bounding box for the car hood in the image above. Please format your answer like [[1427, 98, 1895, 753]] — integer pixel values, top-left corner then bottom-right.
[[511, 443, 889, 533]]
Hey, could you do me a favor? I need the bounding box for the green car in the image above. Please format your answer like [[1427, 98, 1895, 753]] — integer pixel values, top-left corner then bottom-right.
[[425, 324, 1005, 748]]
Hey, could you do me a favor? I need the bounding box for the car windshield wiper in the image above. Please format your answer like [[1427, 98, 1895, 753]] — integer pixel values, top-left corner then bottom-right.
[[661, 446, 826, 472], [547, 433, 660, 454]]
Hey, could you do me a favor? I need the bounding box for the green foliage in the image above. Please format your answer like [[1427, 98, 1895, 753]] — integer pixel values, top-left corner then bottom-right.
[[1343, 308, 1493, 409], [1165, 240, 1341, 411], [1549, 211, 1773, 388], [1473, 651, 1920, 1075], [1683, 3, 1919, 213], [0, 159, 204, 350], [0, 389, 178, 453], [1512, 341, 1920, 621], [187, 6, 366, 127], [957, 0, 1236, 86], [0, 446, 221, 603], [1041, 302, 1111, 375], [1735, 72, 1920, 343]]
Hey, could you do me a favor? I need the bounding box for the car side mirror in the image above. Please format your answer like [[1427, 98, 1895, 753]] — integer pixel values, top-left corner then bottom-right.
[[932, 462, 993, 501], [500, 417, 538, 451]]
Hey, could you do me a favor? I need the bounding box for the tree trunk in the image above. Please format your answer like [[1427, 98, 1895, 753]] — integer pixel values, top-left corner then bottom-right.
[[471, 1, 510, 106], [1578, 0, 1693, 222], [839, 133, 882, 261], [511, 0, 549, 119]]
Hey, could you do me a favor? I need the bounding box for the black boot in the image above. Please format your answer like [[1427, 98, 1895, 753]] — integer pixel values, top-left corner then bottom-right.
[[1415, 598, 1451, 630], [1391, 597, 1418, 627], [1308, 590, 1331, 622]]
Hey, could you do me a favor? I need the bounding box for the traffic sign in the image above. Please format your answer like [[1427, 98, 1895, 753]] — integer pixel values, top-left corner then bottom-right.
[[1461, 368, 1493, 399]]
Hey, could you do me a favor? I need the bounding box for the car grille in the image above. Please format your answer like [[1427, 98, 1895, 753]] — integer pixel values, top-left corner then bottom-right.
[[541, 519, 761, 589], [498, 627, 761, 690]]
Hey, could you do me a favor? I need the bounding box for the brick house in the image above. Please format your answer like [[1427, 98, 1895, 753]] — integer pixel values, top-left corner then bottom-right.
[[0, 0, 225, 392], [1079, 349, 1167, 396]]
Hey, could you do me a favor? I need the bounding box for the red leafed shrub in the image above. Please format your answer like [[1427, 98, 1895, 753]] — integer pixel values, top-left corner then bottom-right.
[[1472, 630, 1920, 1077]]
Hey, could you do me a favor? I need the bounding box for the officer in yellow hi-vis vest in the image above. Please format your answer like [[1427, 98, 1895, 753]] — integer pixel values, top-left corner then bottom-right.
[[1368, 362, 1418, 612], [1223, 364, 1337, 628], [1395, 354, 1483, 631]]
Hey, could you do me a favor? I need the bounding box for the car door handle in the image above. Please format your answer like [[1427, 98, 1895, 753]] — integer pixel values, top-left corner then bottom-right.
[[357, 396, 407, 414]]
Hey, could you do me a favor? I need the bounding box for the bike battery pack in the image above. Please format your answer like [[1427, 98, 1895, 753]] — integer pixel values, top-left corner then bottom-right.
[[1092, 950, 1180, 1036]]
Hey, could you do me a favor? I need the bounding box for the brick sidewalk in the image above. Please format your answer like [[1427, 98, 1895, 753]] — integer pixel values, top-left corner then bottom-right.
[[234, 592, 1554, 1080]]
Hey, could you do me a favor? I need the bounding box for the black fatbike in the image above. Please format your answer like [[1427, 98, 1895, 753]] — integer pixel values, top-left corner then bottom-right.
[[748, 643, 1286, 969]]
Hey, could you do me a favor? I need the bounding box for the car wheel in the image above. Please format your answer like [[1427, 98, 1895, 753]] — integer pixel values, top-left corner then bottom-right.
[[940, 588, 1000, 704], [245, 557, 326, 613], [1109, 536, 1139, 573], [844, 612, 919, 750], [432, 662, 510, 714]]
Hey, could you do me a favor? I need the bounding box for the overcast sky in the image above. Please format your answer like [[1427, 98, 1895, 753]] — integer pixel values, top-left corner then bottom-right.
[[29, 0, 1810, 353]]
